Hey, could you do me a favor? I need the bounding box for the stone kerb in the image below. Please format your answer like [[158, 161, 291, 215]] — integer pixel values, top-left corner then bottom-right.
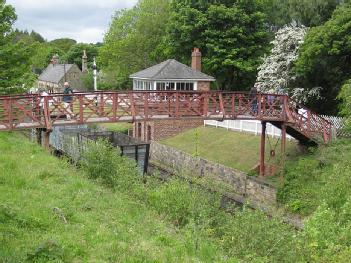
[[149, 141, 277, 208]]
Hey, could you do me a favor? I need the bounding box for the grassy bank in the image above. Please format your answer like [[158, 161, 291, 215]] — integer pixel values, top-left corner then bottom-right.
[[2, 132, 351, 262], [162, 126, 300, 173], [0, 132, 224, 262], [99, 122, 132, 134], [278, 138, 351, 215]]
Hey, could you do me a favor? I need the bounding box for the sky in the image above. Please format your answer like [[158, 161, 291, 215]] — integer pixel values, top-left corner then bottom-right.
[[6, 0, 138, 43]]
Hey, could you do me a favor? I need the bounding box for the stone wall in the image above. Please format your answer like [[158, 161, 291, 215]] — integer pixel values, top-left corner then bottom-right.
[[149, 141, 277, 209]]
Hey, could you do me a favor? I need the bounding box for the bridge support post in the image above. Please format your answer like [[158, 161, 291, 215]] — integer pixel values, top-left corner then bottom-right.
[[43, 129, 51, 151], [260, 121, 267, 176], [281, 123, 287, 166], [36, 128, 42, 145]]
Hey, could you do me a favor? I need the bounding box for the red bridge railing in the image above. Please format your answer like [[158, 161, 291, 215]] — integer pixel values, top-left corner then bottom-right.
[[0, 91, 333, 143]]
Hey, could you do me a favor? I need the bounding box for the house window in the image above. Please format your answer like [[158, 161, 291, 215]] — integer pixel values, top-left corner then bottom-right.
[[134, 80, 152, 90], [176, 82, 194, 91]]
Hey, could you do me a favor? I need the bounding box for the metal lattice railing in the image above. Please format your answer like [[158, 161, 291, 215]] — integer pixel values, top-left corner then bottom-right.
[[0, 91, 333, 143]]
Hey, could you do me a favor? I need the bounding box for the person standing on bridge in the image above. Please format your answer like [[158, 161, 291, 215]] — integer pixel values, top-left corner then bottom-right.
[[63, 82, 74, 120]]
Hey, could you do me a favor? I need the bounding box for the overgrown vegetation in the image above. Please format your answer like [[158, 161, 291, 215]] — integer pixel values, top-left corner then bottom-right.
[[279, 139, 351, 215], [292, 3, 351, 114], [2, 132, 351, 261]]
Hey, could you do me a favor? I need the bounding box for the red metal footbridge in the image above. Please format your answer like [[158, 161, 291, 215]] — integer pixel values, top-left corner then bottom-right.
[[0, 91, 333, 175]]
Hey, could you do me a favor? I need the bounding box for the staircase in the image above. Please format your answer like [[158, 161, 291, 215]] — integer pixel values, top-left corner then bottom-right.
[[271, 99, 333, 146]]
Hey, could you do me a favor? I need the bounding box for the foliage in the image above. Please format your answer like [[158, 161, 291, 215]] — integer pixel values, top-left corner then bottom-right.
[[2, 130, 351, 262], [12, 29, 45, 44], [49, 38, 76, 53], [165, 0, 271, 90], [80, 139, 139, 191], [147, 179, 221, 227], [278, 139, 351, 215], [99, 0, 170, 89], [0, 132, 225, 262], [30, 42, 65, 70], [338, 80, 351, 131], [261, 0, 345, 27], [63, 43, 98, 70], [0, 0, 35, 94], [99, 122, 132, 134], [255, 26, 307, 95], [220, 207, 298, 262], [292, 3, 351, 114]]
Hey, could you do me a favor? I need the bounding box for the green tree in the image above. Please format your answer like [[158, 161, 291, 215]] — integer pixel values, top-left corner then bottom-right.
[[30, 42, 65, 70], [338, 80, 351, 131], [50, 38, 76, 53], [12, 29, 45, 44], [262, 0, 345, 28], [99, 0, 170, 89], [166, 0, 271, 90], [292, 3, 351, 114], [63, 43, 98, 70], [0, 0, 34, 94], [286, 0, 344, 27]]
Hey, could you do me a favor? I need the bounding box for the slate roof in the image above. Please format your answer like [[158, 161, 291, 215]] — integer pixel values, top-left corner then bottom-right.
[[130, 59, 215, 81], [38, 64, 75, 83]]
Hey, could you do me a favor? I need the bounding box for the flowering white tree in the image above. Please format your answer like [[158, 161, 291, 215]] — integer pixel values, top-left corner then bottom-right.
[[255, 26, 308, 97]]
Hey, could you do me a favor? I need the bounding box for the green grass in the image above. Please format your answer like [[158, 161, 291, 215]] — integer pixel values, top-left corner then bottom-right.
[[278, 138, 351, 215], [0, 132, 224, 262], [99, 122, 132, 134], [2, 132, 351, 262], [162, 126, 300, 173]]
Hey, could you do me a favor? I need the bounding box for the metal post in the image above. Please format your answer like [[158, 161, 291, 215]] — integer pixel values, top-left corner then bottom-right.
[[260, 121, 267, 176], [43, 129, 51, 151], [93, 57, 97, 92], [36, 128, 42, 145], [281, 123, 287, 167]]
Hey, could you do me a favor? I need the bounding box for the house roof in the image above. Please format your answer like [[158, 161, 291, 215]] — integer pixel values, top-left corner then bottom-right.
[[38, 64, 75, 83], [130, 59, 215, 81]]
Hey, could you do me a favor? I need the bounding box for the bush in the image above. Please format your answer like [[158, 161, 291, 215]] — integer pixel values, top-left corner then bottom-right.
[[26, 240, 66, 262], [80, 139, 140, 191], [147, 178, 222, 229]]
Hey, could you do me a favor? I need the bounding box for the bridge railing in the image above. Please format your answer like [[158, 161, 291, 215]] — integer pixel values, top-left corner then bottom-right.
[[0, 91, 289, 131], [284, 99, 333, 143], [0, 91, 333, 143]]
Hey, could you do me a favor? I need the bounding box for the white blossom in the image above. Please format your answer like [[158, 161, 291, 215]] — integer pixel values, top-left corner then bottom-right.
[[255, 26, 307, 97]]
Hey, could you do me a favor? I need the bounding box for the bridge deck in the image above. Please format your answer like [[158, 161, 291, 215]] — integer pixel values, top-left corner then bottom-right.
[[0, 91, 332, 144]]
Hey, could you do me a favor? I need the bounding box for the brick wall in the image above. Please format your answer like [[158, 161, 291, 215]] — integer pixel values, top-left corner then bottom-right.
[[133, 119, 204, 141], [197, 81, 211, 91]]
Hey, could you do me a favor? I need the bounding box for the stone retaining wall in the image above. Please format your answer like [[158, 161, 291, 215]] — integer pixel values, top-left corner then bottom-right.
[[149, 141, 277, 209]]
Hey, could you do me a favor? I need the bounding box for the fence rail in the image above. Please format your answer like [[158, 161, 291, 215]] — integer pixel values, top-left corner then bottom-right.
[[204, 120, 294, 140]]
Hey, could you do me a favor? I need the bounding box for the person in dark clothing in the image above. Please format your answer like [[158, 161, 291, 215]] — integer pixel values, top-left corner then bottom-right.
[[62, 82, 74, 120], [249, 86, 258, 115]]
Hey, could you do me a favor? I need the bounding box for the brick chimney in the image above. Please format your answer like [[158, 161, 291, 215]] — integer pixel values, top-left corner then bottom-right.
[[191, 47, 202, 72], [82, 50, 88, 73]]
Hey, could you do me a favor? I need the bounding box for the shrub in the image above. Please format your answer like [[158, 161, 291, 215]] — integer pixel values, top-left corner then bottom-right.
[[26, 240, 66, 262], [80, 139, 140, 191], [147, 178, 222, 228]]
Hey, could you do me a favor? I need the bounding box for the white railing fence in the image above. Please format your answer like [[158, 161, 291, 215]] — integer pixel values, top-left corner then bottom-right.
[[204, 120, 294, 140]]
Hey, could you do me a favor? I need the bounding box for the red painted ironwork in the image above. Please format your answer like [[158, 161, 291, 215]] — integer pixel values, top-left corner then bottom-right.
[[0, 91, 333, 144]]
